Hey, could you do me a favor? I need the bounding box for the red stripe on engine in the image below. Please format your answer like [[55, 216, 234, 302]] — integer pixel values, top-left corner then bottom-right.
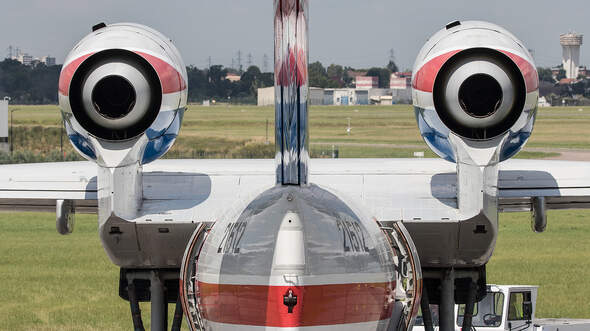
[[499, 50, 539, 93], [135, 51, 186, 94], [58, 53, 94, 96], [412, 50, 462, 92], [197, 281, 395, 327]]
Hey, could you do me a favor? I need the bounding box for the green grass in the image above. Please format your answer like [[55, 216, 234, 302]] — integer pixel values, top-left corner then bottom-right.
[[0, 213, 184, 331], [487, 210, 590, 318], [9, 105, 590, 161], [0, 211, 588, 330]]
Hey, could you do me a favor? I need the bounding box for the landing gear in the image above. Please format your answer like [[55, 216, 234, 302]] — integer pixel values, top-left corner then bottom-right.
[[422, 267, 486, 331], [120, 269, 184, 331]]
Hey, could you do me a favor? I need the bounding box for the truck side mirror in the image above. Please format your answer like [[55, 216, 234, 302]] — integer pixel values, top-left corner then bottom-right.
[[523, 300, 533, 321]]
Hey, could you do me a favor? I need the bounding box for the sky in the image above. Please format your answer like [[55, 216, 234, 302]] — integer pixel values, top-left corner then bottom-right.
[[1, 0, 589, 71]]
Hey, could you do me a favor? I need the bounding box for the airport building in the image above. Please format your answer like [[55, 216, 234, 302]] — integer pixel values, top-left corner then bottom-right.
[[225, 73, 241, 82], [257, 86, 411, 106], [257, 71, 413, 106], [390, 72, 412, 89], [355, 76, 378, 89], [41, 56, 56, 66], [8, 52, 56, 67], [16, 54, 33, 66]]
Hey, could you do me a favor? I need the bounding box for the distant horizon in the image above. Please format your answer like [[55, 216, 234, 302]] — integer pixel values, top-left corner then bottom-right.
[[1, 1, 588, 70]]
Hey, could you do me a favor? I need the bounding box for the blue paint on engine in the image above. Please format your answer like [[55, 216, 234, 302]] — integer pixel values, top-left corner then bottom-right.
[[415, 106, 456, 162], [63, 117, 97, 161], [141, 108, 184, 164], [499, 129, 533, 162], [67, 133, 97, 160]]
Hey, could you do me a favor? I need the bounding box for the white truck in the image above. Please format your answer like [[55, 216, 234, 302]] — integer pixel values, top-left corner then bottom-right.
[[413, 285, 590, 331]]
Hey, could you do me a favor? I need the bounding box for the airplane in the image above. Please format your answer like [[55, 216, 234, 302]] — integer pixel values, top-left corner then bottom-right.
[[2, 1, 590, 330]]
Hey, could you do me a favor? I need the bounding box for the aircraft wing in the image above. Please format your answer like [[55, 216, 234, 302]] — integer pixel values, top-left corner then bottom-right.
[[0, 162, 98, 213], [0, 159, 589, 220]]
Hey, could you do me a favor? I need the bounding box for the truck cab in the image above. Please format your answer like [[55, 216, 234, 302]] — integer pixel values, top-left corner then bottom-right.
[[413, 284, 590, 331]]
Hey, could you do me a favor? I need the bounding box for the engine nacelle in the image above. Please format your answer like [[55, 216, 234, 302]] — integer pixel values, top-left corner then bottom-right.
[[58, 23, 187, 167], [412, 21, 538, 166]]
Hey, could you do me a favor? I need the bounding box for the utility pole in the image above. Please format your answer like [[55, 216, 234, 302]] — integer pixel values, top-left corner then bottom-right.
[[265, 119, 269, 145], [207, 56, 212, 69], [263, 54, 269, 72]]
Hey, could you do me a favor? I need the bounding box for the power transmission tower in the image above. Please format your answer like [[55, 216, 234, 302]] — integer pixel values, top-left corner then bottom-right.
[[207, 56, 212, 69], [263, 54, 269, 72], [237, 50, 243, 73], [247, 53, 253, 68]]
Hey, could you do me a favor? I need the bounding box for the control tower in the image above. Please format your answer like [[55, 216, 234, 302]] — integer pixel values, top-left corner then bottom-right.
[[560, 33, 583, 79]]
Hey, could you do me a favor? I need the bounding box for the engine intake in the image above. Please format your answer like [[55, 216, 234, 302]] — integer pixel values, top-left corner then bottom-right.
[[433, 48, 526, 140], [412, 21, 539, 165], [69, 49, 162, 141]]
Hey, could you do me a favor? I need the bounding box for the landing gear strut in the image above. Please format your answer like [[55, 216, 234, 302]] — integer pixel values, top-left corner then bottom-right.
[[150, 272, 167, 331], [439, 268, 455, 331], [120, 269, 183, 331], [423, 267, 486, 331]]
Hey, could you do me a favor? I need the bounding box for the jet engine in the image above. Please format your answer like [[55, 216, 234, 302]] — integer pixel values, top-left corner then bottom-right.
[[58, 23, 187, 167], [412, 21, 538, 165]]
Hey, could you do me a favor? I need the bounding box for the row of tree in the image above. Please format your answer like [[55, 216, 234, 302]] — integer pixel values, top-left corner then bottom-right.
[[0, 59, 61, 104], [308, 60, 399, 89], [187, 65, 273, 103]]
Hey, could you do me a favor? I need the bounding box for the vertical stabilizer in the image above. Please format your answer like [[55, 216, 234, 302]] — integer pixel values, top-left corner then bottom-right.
[[274, 0, 309, 185]]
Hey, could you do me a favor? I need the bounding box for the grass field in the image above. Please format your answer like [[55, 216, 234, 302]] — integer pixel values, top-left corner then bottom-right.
[[1, 104, 590, 329], [9, 104, 590, 160]]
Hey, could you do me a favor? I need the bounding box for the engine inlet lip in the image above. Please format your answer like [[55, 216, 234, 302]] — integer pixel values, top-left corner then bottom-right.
[[91, 75, 137, 120], [458, 73, 503, 119]]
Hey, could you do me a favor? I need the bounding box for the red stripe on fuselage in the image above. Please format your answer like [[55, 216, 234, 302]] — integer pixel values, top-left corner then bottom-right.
[[197, 281, 395, 327], [58, 53, 94, 96], [412, 50, 462, 93], [135, 51, 186, 94], [498, 50, 539, 93]]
